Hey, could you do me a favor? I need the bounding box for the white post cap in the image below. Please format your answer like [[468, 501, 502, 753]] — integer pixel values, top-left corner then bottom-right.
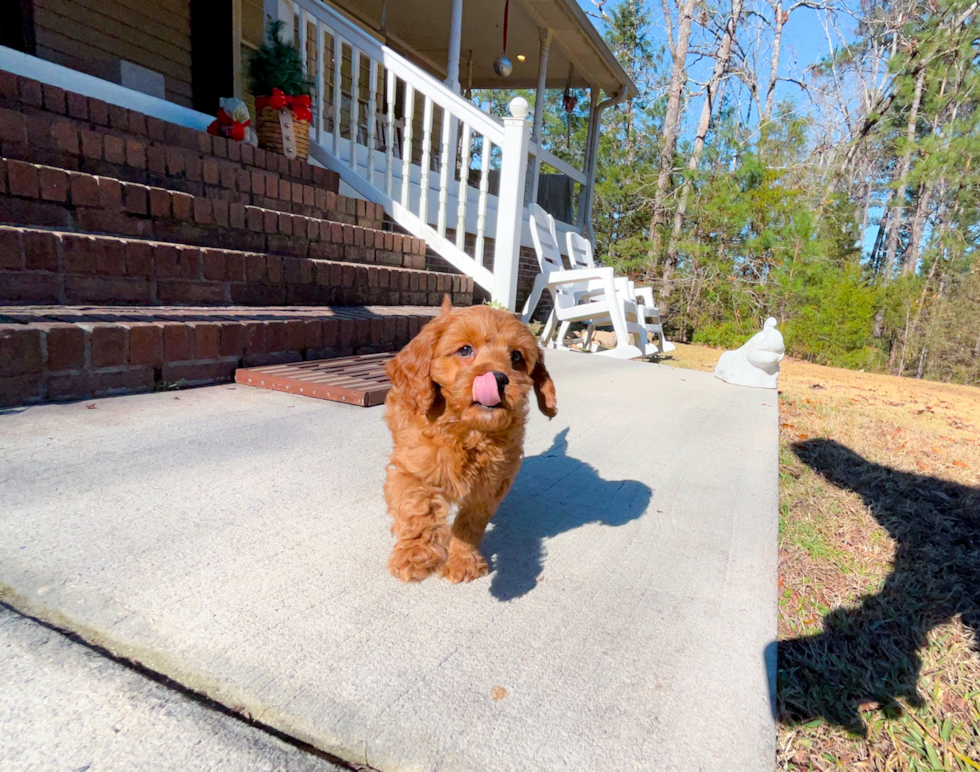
[[509, 97, 530, 119]]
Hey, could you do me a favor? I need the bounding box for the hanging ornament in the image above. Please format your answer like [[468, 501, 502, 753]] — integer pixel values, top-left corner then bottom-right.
[[562, 64, 577, 145], [562, 64, 578, 113], [494, 55, 513, 78], [493, 0, 513, 78]]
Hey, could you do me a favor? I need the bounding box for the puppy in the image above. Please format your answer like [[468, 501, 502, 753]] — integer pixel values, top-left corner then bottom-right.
[[383, 297, 557, 583]]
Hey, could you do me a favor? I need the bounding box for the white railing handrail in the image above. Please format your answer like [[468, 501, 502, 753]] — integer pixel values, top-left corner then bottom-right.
[[283, 0, 580, 308], [290, 0, 506, 146], [529, 143, 588, 186]]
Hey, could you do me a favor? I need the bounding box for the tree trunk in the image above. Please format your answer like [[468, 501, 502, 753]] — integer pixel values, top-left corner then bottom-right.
[[816, 89, 897, 222], [902, 181, 932, 275], [647, 0, 696, 271], [763, 0, 786, 123], [901, 75, 947, 276], [902, 192, 959, 376], [858, 161, 874, 241], [883, 66, 926, 278], [660, 0, 742, 301], [916, 345, 928, 379]]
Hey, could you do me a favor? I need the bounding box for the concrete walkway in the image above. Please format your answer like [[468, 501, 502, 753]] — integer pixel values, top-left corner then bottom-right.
[[0, 351, 778, 771], [0, 605, 345, 771]]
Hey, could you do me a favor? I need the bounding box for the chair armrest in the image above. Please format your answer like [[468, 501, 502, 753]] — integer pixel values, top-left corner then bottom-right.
[[635, 286, 658, 309], [541, 266, 615, 288]]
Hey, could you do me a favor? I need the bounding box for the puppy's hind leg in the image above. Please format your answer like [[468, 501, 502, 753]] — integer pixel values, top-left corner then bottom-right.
[[384, 465, 451, 582]]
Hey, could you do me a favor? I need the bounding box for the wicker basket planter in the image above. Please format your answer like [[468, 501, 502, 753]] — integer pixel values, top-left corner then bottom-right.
[[256, 105, 310, 161]]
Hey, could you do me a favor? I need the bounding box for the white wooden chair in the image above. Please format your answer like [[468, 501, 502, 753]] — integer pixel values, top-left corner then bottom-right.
[[520, 204, 643, 360], [565, 231, 675, 355]]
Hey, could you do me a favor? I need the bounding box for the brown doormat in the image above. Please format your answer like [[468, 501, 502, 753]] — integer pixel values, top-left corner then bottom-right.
[[235, 352, 395, 406]]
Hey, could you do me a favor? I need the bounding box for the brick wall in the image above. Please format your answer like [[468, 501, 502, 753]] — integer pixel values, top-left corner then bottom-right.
[[0, 308, 438, 407], [0, 225, 475, 308], [0, 158, 429, 265]]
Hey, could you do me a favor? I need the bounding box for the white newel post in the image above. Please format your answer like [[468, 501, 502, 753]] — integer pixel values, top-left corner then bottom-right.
[[492, 97, 531, 311]]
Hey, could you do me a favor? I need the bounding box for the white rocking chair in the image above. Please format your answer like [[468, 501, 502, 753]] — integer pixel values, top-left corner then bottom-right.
[[566, 231, 675, 355], [520, 204, 643, 360]]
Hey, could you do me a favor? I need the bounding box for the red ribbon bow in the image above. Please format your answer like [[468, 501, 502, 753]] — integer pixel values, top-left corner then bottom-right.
[[207, 107, 251, 142], [256, 88, 312, 123]]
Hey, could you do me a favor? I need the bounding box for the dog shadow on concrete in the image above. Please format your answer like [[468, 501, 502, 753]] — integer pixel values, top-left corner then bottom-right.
[[778, 438, 980, 735], [481, 428, 651, 601]]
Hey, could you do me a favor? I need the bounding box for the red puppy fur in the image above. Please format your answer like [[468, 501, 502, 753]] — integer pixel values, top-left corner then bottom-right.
[[384, 297, 558, 583]]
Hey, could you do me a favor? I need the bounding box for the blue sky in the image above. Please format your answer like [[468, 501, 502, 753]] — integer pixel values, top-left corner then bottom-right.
[[577, 0, 857, 121], [575, 0, 880, 251]]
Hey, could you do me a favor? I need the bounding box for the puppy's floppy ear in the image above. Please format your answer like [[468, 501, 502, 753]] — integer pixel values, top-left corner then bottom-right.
[[531, 346, 557, 419], [386, 315, 446, 414]]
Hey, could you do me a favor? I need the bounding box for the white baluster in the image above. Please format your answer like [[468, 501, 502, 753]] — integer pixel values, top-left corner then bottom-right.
[[366, 58, 378, 186], [349, 47, 360, 170], [418, 96, 433, 229], [332, 33, 342, 154], [298, 12, 308, 106], [456, 123, 471, 251], [400, 85, 414, 209], [315, 22, 325, 142], [437, 106, 452, 238], [385, 69, 396, 198], [475, 134, 491, 266]]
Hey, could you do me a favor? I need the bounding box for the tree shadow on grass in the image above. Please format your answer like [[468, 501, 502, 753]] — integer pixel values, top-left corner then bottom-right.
[[778, 438, 980, 734], [481, 428, 652, 602]]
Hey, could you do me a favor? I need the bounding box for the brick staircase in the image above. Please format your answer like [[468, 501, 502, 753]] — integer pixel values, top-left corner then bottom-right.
[[0, 70, 475, 408]]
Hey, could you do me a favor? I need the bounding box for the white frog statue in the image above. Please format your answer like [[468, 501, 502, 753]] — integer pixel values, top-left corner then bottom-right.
[[713, 317, 785, 389]]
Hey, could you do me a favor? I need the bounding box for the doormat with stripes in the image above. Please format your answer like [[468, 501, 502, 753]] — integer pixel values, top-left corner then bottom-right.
[[235, 352, 395, 407]]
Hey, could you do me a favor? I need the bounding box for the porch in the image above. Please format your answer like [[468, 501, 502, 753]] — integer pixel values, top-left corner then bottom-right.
[[0, 0, 636, 309]]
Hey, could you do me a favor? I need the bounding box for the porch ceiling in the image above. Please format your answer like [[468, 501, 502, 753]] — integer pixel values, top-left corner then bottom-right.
[[330, 0, 637, 98]]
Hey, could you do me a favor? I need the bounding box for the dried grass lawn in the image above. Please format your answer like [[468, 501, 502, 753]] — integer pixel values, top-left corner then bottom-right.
[[659, 343, 980, 771]]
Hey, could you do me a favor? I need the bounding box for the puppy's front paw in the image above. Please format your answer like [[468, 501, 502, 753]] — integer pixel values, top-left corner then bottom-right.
[[441, 544, 489, 584], [388, 534, 448, 582]]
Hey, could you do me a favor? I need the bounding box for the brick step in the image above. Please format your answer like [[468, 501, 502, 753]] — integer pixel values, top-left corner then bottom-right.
[[0, 114, 384, 229], [0, 226, 473, 308], [0, 101, 386, 229], [0, 70, 391, 231], [0, 158, 436, 269], [0, 304, 438, 407]]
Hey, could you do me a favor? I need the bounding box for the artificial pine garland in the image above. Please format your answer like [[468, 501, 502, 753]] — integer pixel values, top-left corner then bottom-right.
[[248, 20, 313, 98]]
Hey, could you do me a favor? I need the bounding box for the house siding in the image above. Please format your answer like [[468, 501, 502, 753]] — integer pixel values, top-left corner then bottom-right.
[[32, 0, 193, 107]]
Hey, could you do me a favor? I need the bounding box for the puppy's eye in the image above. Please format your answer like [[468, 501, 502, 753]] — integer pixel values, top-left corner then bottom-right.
[[457, 345, 474, 357], [511, 351, 524, 364]]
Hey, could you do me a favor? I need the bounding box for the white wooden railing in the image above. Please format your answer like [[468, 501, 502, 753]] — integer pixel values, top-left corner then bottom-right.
[[267, 0, 580, 310]]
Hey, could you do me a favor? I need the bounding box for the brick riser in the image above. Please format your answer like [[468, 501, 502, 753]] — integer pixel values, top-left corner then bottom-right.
[[0, 226, 474, 308], [0, 306, 438, 407], [0, 157, 425, 259], [0, 70, 392, 229], [0, 118, 385, 231]]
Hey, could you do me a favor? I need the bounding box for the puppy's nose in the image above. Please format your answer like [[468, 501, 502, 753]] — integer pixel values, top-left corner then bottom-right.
[[492, 371, 509, 392]]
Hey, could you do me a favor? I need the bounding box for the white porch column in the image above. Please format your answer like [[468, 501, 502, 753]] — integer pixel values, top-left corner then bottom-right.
[[530, 28, 552, 205], [445, 0, 463, 93], [493, 98, 532, 311], [264, 0, 293, 39], [577, 88, 600, 229]]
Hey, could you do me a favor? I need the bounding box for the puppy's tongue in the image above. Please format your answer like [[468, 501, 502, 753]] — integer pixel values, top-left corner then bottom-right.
[[472, 372, 501, 407]]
